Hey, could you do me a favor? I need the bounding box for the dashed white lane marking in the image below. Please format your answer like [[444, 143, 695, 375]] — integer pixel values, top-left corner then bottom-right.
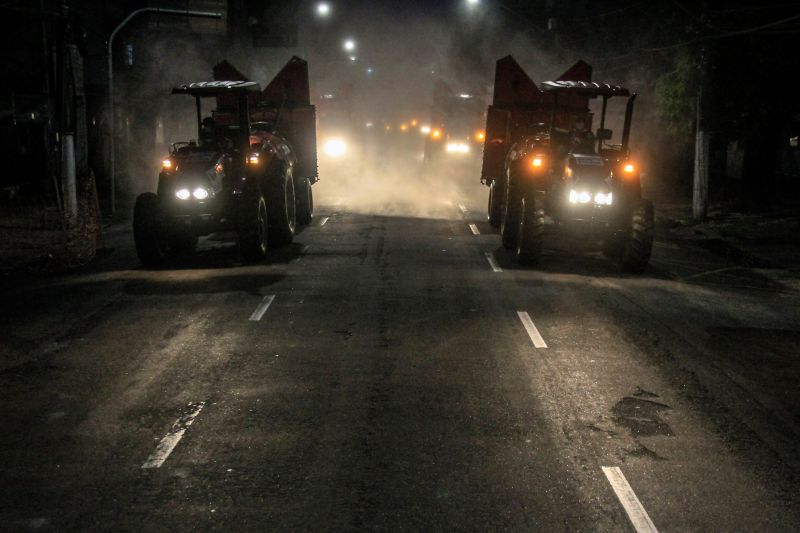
[[142, 402, 205, 469], [517, 311, 548, 348], [291, 245, 310, 263], [469, 223, 480, 235], [319, 216, 329, 226], [602, 466, 659, 533], [249, 294, 276, 321], [485, 252, 502, 273], [458, 203, 467, 214]]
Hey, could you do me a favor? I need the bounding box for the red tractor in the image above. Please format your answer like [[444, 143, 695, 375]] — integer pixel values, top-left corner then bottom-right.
[[133, 57, 317, 266], [480, 56, 654, 272]]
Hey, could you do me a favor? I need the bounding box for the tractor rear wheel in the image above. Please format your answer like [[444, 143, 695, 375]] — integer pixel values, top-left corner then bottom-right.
[[133, 192, 167, 267], [619, 199, 654, 273], [267, 173, 297, 246], [238, 186, 268, 263], [516, 192, 545, 266], [295, 177, 313, 226], [501, 175, 522, 249]]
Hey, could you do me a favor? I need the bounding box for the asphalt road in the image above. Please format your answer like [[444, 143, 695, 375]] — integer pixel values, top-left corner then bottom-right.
[[1, 185, 799, 532]]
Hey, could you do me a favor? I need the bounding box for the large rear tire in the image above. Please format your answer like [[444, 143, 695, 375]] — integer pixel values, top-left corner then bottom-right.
[[133, 192, 167, 267], [295, 177, 313, 226], [267, 173, 297, 246], [619, 199, 654, 273], [516, 192, 545, 267], [501, 174, 521, 249], [238, 186, 268, 263], [488, 179, 504, 228]]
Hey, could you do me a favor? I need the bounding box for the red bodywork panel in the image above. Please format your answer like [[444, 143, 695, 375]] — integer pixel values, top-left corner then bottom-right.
[[481, 56, 593, 182], [212, 57, 318, 181]]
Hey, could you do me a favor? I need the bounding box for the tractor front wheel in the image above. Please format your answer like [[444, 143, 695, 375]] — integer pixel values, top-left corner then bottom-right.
[[501, 175, 522, 249], [488, 179, 504, 228], [516, 192, 545, 267], [619, 199, 654, 273], [238, 186, 268, 263], [267, 173, 297, 246], [133, 192, 167, 267], [295, 177, 313, 226]]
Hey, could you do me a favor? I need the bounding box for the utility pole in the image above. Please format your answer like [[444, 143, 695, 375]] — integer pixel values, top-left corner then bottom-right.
[[106, 7, 222, 215]]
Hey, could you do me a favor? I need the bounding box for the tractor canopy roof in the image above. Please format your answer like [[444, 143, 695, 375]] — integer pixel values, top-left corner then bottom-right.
[[540, 80, 630, 98], [171, 81, 262, 97]]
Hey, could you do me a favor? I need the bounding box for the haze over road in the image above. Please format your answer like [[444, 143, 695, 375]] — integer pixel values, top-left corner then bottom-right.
[[1, 191, 799, 531]]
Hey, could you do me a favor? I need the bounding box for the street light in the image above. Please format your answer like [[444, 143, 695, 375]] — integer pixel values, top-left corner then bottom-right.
[[316, 2, 330, 17], [343, 38, 356, 51]]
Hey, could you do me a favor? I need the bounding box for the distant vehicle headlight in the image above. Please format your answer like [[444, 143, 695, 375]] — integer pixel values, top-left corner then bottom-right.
[[193, 187, 209, 200], [446, 142, 470, 154], [323, 138, 347, 157], [175, 188, 191, 200]]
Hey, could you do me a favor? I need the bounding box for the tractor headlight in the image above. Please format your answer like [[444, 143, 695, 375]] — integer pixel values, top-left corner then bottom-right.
[[323, 138, 347, 157], [175, 188, 191, 200], [594, 192, 613, 205], [569, 190, 592, 204], [569, 190, 612, 205], [193, 187, 209, 200]]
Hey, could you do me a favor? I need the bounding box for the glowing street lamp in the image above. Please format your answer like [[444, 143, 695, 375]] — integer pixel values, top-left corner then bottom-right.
[[316, 2, 331, 17], [343, 38, 356, 52]]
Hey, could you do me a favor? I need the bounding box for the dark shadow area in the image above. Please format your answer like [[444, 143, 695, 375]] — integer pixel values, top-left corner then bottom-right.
[[706, 327, 800, 430], [123, 272, 286, 296], [490, 244, 675, 281], [141, 234, 309, 271]]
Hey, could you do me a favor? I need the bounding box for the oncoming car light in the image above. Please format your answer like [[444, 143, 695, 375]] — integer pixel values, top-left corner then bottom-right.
[[323, 138, 347, 157], [193, 187, 209, 200], [531, 157, 544, 168], [623, 163, 636, 174], [161, 158, 173, 170], [446, 142, 470, 154], [175, 188, 191, 200], [247, 154, 260, 165]]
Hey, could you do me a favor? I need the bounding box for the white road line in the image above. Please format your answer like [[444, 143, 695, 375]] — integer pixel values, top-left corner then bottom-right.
[[602, 466, 659, 533], [249, 294, 276, 321], [319, 216, 329, 226], [469, 223, 480, 235], [517, 311, 548, 348], [485, 252, 502, 273], [458, 203, 467, 214], [142, 402, 205, 469], [291, 245, 310, 263]]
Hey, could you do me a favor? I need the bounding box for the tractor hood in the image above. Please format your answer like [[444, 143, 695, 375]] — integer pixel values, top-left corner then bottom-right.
[[566, 154, 611, 186]]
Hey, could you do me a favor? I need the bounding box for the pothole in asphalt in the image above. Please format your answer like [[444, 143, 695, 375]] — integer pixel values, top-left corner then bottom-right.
[[612, 396, 674, 437]]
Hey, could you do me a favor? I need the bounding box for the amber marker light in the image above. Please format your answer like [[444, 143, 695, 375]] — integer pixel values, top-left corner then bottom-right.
[[623, 162, 636, 174], [475, 130, 486, 142], [431, 128, 442, 140], [400, 123, 408, 132], [410, 119, 418, 127], [531, 157, 544, 168], [161, 158, 173, 170], [247, 154, 260, 165]]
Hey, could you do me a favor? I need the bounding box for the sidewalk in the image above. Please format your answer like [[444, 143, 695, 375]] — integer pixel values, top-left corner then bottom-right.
[[657, 203, 800, 270]]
